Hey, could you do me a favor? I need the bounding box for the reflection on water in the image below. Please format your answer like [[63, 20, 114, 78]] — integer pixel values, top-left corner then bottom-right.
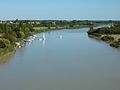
[[0, 28, 120, 90], [59, 35, 63, 39]]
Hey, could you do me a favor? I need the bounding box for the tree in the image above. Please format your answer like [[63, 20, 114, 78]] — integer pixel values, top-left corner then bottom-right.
[[0, 38, 11, 48], [17, 31, 25, 39], [5, 34, 17, 45], [89, 25, 94, 30]]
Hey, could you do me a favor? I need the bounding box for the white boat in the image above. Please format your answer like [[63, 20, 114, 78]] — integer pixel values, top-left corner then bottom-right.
[[42, 33, 46, 40], [25, 39, 32, 42], [38, 33, 46, 41]]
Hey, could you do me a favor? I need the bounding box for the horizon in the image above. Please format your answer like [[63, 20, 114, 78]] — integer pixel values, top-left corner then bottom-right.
[[0, 19, 120, 21], [0, 0, 120, 20]]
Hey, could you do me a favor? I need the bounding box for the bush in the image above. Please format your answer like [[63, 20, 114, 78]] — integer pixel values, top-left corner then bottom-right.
[[4, 34, 17, 45], [92, 33, 101, 37], [0, 47, 15, 57], [88, 26, 120, 35], [0, 40, 6, 48], [110, 41, 120, 48], [0, 38, 11, 48], [17, 31, 25, 39], [101, 36, 114, 41]]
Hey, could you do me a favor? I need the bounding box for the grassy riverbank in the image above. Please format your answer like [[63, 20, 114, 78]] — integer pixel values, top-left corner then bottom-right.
[[88, 23, 120, 48], [0, 47, 15, 64]]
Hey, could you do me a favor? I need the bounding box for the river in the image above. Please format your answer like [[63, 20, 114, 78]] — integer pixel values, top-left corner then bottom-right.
[[0, 28, 120, 90]]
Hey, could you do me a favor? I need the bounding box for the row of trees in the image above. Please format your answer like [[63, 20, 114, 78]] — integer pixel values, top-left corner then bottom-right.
[[26, 20, 93, 28]]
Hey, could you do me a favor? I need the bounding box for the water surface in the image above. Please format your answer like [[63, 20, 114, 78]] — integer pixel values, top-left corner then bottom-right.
[[0, 28, 120, 90]]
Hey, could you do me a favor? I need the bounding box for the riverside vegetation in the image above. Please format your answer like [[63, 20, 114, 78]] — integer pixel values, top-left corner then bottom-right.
[[0, 20, 93, 59], [88, 21, 120, 48]]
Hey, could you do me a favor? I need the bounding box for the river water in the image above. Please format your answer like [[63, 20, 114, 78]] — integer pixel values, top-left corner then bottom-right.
[[0, 28, 120, 90]]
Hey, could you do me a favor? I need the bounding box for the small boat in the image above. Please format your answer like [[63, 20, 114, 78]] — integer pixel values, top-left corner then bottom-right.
[[38, 33, 46, 41], [38, 38, 43, 41], [25, 39, 32, 42]]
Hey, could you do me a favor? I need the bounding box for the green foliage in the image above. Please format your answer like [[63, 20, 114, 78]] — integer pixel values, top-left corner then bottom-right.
[[17, 31, 25, 39], [101, 36, 114, 41], [4, 34, 17, 45], [88, 26, 120, 35], [89, 25, 94, 30], [0, 47, 15, 57], [110, 41, 120, 48], [90, 33, 102, 37], [0, 38, 11, 48]]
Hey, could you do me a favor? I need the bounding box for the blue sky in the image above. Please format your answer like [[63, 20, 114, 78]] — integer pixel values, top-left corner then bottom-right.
[[0, 0, 120, 20]]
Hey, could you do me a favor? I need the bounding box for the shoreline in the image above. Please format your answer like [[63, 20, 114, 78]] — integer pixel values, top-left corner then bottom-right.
[[88, 34, 120, 48], [0, 50, 16, 64], [0, 26, 90, 62]]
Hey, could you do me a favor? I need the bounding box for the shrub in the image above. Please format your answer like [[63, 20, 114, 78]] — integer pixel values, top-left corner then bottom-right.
[[17, 31, 25, 39], [88, 26, 120, 35], [5, 34, 17, 45], [110, 41, 120, 48], [0, 38, 11, 48], [101, 36, 114, 41]]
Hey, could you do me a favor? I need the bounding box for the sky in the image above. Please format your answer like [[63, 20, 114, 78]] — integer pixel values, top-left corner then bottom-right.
[[0, 0, 120, 20]]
